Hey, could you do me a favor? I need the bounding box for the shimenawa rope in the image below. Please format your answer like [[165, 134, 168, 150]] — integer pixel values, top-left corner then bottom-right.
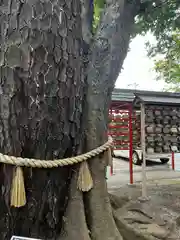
[[0, 137, 113, 168], [1, 137, 113, 208]]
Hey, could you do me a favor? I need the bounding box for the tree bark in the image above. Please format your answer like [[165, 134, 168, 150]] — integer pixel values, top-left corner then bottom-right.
[[85, 0, 140, 239], [58, 171, 91, 240], [0, 0, 84, 239], [0, 0, 141, 239]]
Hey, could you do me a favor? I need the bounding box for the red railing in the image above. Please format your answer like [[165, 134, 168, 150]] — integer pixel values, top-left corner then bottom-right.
[[108, 103, 134, 184]]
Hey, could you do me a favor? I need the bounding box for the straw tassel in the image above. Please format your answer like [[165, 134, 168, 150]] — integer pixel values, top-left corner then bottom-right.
[[11, 166, 26, 208], [107, 147, 113, 167], [77, 161, 93, 192]]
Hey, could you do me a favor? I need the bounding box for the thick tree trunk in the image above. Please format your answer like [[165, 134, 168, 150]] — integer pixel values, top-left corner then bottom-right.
[[85, 0, 140, 239], [0, 0, 84, 239], [0, 0, 141, 239], [62, 0, 141, 239]]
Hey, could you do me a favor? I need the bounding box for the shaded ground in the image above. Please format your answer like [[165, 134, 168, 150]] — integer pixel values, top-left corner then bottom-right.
[[110, 183, 180, 214], [107, 158, 180, 239], [110, 182, 180, 239]]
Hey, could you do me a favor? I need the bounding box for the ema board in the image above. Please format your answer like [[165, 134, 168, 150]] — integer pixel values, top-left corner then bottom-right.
[[11, 237, 41, 240]]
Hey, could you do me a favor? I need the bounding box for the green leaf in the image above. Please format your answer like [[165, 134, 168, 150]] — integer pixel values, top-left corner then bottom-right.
[[93, 0, 105, 33], [154, 31, 180, 91]]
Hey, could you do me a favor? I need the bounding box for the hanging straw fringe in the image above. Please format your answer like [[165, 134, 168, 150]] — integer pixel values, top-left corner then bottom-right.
[[107, 147, 113, 167], [11, 166, 26, 208], [0, 137, 113, 207], [77, 161, 93, 192]]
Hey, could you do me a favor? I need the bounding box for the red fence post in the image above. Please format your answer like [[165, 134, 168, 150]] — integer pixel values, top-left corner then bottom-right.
[[172, 152, 175, 170], [110, 165, 113, 175], [129, 105, 133, 184]]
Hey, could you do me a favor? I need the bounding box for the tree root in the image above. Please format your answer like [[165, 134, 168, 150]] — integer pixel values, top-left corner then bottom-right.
[[85, 157, 123, 240], [60, 159, 124, 240], [59, 170, 91, 240]]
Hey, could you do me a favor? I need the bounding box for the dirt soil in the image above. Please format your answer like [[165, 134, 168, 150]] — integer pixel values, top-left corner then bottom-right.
[[109, 181, 180, 239], [110, 182, 180, 214]]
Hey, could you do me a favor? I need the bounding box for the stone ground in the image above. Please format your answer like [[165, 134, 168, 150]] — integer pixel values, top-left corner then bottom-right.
[[107, 157, 180, 188], [107, 157, 180, 239]]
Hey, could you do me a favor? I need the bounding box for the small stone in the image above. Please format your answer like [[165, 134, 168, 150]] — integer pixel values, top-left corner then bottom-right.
[[147, 223, 168, 239]]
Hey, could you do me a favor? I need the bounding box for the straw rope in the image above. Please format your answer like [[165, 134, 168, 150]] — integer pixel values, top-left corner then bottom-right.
[[0, 137, 113, 168]]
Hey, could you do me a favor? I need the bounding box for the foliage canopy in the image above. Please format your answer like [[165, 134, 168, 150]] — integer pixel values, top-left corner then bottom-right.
[[155, 31, 180, 91], [136, 0, 180, 91], [94, 0, 180, 90]]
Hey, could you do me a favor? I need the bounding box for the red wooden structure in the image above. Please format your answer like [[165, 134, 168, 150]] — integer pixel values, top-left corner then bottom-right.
[[109, 89, 180, 187], [108, 101, 134, 184]]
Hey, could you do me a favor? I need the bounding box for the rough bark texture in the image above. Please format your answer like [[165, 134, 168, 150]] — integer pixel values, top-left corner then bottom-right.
[[0, 0, 84, 239], [0, 0, 142, 239], [59, 171, 91, 240], [85, 0, 141, 239]]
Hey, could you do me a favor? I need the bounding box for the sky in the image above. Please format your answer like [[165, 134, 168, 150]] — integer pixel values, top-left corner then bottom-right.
[[115, 33, 165, 91]]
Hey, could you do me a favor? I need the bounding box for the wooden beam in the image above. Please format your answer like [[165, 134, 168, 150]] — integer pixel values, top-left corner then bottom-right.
[[140, 102, 147, 198]]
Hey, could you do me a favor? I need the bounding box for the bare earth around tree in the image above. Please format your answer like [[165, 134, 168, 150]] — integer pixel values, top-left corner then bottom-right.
[[110, 183, 180, 239]]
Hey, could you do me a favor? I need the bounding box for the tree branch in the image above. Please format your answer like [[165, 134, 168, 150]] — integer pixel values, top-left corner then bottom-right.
[[80, 0, 93, 47], [84, 0, 141, 239], [89, 0, 141, 90], [86, 0, 141, 146]]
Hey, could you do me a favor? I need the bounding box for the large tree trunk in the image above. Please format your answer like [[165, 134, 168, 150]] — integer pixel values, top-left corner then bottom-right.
[[0, 0, 84, 239], [0, 0, 140, 239], [85, 1, 140, 239]]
